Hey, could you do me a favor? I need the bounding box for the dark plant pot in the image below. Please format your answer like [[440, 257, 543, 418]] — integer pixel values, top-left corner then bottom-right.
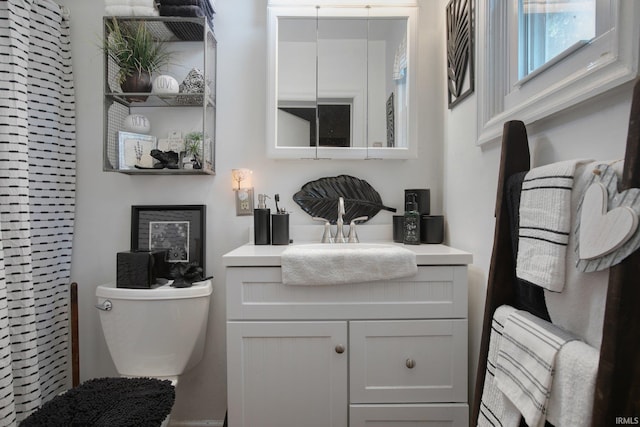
[[121, 71, 152, 102]]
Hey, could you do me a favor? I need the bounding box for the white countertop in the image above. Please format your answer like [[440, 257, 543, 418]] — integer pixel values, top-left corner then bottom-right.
[[223, 241, 473, 267]]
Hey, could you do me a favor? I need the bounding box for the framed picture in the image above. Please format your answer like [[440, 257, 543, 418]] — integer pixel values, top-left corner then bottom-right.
[[118, 131, 157, 170], [131, 205, 206, 274], [446, 0, 474, 109]]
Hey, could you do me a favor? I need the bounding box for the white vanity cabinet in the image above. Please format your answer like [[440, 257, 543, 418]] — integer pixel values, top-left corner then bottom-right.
[[224, 244, 472, 427]]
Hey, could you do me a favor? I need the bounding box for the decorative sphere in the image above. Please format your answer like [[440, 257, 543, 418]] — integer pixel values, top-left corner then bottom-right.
[[123, 114, 150, 134], [152, 75, 179, 95]]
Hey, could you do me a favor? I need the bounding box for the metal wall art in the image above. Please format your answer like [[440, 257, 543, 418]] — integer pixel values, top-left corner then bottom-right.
[[446, 0, 474, 108]]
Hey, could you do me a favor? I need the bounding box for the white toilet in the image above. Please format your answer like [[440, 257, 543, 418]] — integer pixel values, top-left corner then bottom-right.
[[96, 280, 213, 425]]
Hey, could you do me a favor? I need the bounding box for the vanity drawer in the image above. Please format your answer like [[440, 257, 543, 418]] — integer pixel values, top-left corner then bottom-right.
[[226, 266, 468, 321], [350, 403, 469, 427], [349, 320, 468, 404]]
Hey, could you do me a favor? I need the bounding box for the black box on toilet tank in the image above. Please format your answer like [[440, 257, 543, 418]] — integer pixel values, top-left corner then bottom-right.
[[116, 250, 168, 289]]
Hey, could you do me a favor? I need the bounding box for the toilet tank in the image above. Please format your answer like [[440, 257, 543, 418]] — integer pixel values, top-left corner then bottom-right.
[[96, 280, 212, 378]]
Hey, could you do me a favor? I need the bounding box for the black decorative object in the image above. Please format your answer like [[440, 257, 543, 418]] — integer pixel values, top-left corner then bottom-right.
[[446, 0, 474, 109], [170, 262, 204, 288], [292, 175, 397, 224], [386, 93, 395, 147], [131, 205, 206, 276], [151, 149, 180, 169]]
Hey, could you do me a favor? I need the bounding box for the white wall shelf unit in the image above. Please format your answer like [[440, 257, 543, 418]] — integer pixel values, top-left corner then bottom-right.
[[103, 16, 217, 175]]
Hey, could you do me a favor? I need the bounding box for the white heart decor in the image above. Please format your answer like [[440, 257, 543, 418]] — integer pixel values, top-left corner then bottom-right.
[[576, 164, 640, 272], [578, 182, 638, 259]]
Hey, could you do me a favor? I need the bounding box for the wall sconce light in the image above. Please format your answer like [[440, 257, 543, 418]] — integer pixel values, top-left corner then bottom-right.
[[232, 168, 254, 216]]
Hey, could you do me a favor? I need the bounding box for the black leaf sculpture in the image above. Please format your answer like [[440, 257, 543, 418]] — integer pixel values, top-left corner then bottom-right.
[[292, 175, 397, 224]]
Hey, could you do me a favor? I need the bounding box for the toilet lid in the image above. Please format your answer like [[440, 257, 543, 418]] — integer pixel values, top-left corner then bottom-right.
[[96, 279, 212, 300]]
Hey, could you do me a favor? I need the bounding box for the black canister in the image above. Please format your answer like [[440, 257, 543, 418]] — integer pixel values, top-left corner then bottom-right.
[[254, 194, 271, 245], [421, 215, 444, 244], [392, 215, 404, 243], [405, 189, 430, 215], [271, 213, 290, 245]]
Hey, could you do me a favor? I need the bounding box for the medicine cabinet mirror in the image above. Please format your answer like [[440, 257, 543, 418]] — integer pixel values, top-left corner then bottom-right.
[[266, 2, 417, 159]]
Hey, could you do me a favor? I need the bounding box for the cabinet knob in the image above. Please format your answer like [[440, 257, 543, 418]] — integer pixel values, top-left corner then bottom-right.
[[405, 358, 415, 369], [335, 344, 345, 354]]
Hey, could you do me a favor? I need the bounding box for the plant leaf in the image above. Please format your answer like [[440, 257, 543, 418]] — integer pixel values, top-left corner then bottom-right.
[[292, 175, 397, 224]]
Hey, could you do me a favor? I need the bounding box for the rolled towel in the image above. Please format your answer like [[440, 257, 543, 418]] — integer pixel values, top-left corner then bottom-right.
[[129, 0, 155, 6], [158, 0, 215, 17], [105, 5, 134, 15], [159, 4, 206, 17], [132, 6, 159, 16], [105, 0, 130, 6], [158, 0, 202, 5]]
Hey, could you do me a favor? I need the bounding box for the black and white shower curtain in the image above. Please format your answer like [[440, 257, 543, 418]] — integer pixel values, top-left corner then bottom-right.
[[0, 0, 76, 424]]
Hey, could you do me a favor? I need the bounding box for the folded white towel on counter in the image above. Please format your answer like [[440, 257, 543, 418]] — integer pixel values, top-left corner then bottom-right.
[[516, 159, 591, 291], [105, 5, 133, 15], [281, 245, 417, 286], [546, 339, 599, 427], [132, 6, 159, 15], [495, 310, 577, 427], [477, 305, 521, 427]]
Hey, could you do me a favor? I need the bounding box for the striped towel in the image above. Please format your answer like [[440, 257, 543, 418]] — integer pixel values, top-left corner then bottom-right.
[[477, 305, 521, 427], [495, 310, 577, 427], [516, 160, 590, 291]]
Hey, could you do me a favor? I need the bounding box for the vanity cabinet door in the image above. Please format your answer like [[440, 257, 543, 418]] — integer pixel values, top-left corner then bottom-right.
[[227, 321, 348, 427], [349, 320, 468, 404]]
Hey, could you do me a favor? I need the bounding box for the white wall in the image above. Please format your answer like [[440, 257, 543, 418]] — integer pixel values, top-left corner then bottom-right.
[[60, 0, 444, 423], [437, 0, 635, 406]]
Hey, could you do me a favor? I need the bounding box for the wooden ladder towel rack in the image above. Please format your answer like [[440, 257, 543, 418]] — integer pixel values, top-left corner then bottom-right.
[[471, 77, 640, 427]]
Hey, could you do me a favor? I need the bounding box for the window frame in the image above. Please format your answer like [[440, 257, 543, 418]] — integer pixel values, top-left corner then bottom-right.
[[476, 0, 640, 146]]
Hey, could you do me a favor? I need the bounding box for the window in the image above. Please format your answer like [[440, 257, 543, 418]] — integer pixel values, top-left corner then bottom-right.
[[517, 0, 596, 81], [476, 0, 639, 145]]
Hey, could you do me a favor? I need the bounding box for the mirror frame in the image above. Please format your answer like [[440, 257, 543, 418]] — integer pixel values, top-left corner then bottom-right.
[[266, 3, 418, 160]]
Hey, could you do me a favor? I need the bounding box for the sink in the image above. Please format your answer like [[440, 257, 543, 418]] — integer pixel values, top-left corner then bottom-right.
[[281, 243, 417, 285]]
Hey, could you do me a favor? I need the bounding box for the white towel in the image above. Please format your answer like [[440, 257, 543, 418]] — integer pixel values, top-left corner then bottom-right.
[[544, 160, 616, 349], [477, 305, 521, 427], [132, 6, 159, 16], [516, 160, 590, 291], [495, 310, 577, 427], [105, 0, 130, 6], [546, 340, 599, 427], [129, 0, 155, 6], [105, 5, 133, 15], [280, 245, 417, 286]]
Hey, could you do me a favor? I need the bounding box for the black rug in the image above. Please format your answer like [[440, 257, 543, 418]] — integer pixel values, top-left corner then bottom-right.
[[21, 377, 175, 427]]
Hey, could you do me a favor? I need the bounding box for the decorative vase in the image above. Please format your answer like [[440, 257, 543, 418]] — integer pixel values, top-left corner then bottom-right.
[[152, 74, 179, 98], [121, 71, 152, 102], [123, 114, 151, 134]]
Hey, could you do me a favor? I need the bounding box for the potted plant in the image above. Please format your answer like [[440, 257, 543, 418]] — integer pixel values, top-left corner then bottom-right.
[[184, 131, 204, 169], [103, 18, 172, 101]]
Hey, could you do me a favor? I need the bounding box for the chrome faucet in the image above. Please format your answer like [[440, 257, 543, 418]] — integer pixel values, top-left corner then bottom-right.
[[335, 197, 346, 243], [347, 216, 369, 243], [314, 198, 368, 243]]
